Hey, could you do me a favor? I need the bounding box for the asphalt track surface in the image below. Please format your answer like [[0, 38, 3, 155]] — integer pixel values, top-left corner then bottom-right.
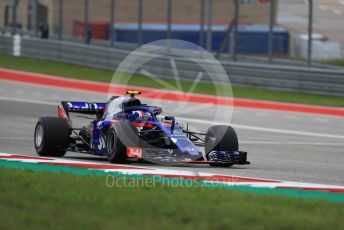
[[1, 80, 344, 186]]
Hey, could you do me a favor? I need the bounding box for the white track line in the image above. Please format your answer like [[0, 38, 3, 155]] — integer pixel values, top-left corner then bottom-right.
[[0, 96, 57, 106], [1, 152, 344, 191], [240, 141, 344, 146], [1, 96, 344, 140], [313, 118, 329, 123], [318, 4, 328, 11], [0, 137, 31, 140], [256, 112, 269, 117], [333, 9, 343, 15], [179, 117, 344, 140], [282, 115, 297, 120]]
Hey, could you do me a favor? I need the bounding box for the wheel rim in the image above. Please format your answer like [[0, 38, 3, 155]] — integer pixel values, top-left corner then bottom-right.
[[35, 125, 44, 148]]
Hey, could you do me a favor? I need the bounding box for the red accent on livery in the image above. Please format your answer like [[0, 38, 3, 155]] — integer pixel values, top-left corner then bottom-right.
[[57, 104, 72, 128], [130, 122, 154, 128], [57, 104, 65, 118], [127, 147, 143, 158]]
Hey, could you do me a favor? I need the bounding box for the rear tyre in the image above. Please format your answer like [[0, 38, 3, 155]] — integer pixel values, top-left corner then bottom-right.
[[205, 125, 238, 167], [34, 117, 70, 157], [106, 122, 138, 163]]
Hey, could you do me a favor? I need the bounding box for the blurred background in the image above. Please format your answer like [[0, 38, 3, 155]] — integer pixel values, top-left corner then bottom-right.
[[1, 0, 344, 64], [1, 0, 344, 98]]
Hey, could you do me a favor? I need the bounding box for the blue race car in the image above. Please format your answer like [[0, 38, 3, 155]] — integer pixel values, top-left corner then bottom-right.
[[34, 91, 249, 167]]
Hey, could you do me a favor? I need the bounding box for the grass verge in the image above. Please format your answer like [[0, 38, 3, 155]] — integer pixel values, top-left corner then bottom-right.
[[0, 167, 343, 230], [320, 59, 344, 67], [0, 54, 343, 107]]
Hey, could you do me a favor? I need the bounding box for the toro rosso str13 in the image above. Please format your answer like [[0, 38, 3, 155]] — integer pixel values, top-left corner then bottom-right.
[[34, 91, 249, 167]]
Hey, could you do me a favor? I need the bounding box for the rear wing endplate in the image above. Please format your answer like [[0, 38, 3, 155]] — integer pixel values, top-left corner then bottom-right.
[[59, 101, 106, 117]]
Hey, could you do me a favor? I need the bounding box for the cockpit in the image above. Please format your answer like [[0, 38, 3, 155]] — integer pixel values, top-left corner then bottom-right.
[[103, 94, 162, 123], [103, 96, 141, 119]]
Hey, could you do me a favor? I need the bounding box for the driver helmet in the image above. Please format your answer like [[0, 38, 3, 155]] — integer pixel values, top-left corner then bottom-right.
[[132, 110, 144, 120]]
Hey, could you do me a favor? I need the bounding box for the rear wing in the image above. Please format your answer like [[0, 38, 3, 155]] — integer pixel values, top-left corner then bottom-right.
[[58, 101, 106, 120]]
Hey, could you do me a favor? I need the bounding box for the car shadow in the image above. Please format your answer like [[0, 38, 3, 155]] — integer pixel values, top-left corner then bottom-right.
[[64, 156, 249, 169]]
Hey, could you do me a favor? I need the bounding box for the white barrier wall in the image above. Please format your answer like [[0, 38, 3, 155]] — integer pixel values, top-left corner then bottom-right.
[[297, 34, 342, 60], [13, 35, 21, 57]]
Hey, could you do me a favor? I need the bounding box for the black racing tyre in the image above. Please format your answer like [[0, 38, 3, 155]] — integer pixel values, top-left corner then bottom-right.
[[205, 125, 238, 167], [205, 125, 238, 154], [34, 117, 70, 157], [106, 122, 139, 163]]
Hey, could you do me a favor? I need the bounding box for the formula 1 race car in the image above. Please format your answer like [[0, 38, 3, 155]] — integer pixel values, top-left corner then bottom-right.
[[34, 91, 249, 167]]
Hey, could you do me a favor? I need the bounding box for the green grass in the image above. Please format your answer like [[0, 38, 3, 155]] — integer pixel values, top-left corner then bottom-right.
[[0, 168, 343, 230], [1, 54, 344, 107], [320, 59, 344, 67]]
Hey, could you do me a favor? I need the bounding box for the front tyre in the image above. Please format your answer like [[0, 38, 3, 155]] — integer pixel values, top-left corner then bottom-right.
[[34, 117, 70, 157], [205, 125, 238, 167]]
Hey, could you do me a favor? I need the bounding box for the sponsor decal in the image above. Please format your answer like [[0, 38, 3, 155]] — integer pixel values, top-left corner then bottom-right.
[[170, 138, 178, 143], [98, 135, 106, 151], [127, 147, 143, 158]]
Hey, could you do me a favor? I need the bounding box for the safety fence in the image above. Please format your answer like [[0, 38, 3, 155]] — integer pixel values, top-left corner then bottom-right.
[[1, 35, 344, 96]]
